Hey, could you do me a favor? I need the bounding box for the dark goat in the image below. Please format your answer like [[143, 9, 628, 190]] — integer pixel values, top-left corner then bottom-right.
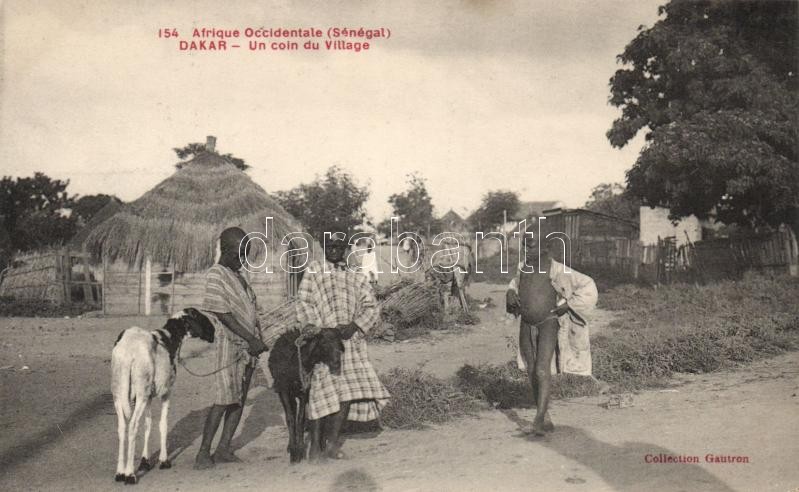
[[268, 328, 344, 463]]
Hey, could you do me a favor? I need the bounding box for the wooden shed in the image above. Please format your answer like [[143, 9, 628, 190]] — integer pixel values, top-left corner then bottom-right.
[[80, 138, 316, 316], [541, 208, 641, 277], [542, 208, 639, 241]]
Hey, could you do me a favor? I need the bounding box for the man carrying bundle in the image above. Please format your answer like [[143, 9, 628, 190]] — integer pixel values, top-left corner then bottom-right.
[[506, 227, 598, 435], [296, 234, 390, 460]]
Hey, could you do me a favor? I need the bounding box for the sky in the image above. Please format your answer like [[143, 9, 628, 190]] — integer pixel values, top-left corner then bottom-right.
[[0, 0, 661, 221]]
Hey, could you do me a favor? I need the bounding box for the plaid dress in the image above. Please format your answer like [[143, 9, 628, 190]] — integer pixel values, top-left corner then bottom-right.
[[296, 260, 390, 421], [202, 264, 259, 405]]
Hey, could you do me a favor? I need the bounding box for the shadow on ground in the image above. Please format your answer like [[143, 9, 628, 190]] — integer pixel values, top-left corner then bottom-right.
[[0, 391, 113, 472], [502, 410, 734, 491]]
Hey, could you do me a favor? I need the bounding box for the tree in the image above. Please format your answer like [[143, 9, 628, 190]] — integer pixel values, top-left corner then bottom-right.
[[584, 183, 641, 222], [173, 143, 250, 171], [0, 173, 77, 253], [375, 218, 392, 238], [72, 194, 117, 225], [608, 0, 798, 230], [275, 166, 369, 243], [469, 190, 520, 231], [388, 174, 436, 235]]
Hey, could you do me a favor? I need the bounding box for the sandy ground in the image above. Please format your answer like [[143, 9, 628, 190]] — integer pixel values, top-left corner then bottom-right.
[[1, 282, 798, 491]]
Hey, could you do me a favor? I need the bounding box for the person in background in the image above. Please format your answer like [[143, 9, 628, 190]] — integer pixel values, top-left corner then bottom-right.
[[194, 227, 267, 469], [506, 230, 598, 435], [358, 238, 380, 288]]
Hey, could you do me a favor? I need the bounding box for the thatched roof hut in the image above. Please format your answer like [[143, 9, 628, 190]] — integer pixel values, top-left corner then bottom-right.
[[85, 142, 301, 272], [83, 137, 314, 315]]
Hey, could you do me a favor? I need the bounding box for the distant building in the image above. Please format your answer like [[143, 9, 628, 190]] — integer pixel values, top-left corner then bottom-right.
[[639, 206, 701, 246], [513, 200, 565, 222], [501, 200, 565, 233], [543, 208, 639, 241], [440, 209, 469, 233]]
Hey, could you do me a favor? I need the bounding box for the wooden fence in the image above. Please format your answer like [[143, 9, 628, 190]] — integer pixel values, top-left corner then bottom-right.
[[565, 228, 797, 285], [102, 258, 292, 316], [691, 228, 798, 282]]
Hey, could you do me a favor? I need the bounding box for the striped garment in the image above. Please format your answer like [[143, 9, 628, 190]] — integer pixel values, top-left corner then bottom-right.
[[201, 264, 260, 405], [297, 260, 390, 421]]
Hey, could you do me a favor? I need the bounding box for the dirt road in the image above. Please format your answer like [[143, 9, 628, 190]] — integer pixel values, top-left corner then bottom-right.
[[1, 283, 797, 491]]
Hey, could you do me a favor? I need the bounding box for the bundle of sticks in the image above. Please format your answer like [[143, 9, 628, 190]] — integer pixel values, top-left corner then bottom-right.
[[379, 280, 440, 326]]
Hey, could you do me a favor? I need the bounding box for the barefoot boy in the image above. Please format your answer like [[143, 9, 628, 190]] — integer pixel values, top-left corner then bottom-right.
[[506, 228, 598, 435]]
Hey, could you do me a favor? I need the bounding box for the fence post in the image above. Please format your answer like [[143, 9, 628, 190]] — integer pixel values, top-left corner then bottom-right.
[[783, 228, 798, 277], [137, 264, 142, 315], [78, 253, 93, 303], [169, 262, 176, 313], [102, 254, 107, 316], [61, 248, 72, 307], [144, 256, 152, 316]]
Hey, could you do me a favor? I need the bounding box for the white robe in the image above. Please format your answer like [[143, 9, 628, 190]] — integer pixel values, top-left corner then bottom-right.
[[508, 259, 598, 376]]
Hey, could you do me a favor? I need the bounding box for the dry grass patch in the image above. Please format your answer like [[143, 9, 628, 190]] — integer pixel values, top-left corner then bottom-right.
[[594, 274, 799, 391], [379, 368, 487, 429]]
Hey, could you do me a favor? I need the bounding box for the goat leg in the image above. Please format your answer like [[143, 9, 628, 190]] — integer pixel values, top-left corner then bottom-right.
[[278, 391, 300, 463], [295, 397, 307, 462], [124, 398, 148, 483], [138, 406, 153, 472], [114, 400, 127, 481], [158, 396, 171, 469]]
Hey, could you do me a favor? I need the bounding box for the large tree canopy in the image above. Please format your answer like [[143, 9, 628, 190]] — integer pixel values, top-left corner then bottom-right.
[[608, 0, 798, 229], [469, 190, 520, 231], [584, 183, 641, 222], [388, 173, 438, 235], [72, 194, 116, 224], [275, 166, 369, 243], [0, 173, 77, 253], [173, 142, 250, 171]]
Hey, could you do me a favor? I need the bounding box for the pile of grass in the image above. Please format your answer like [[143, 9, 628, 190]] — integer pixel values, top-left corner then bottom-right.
[[379, 368, 487, 429], [594, 274, 799, 391]]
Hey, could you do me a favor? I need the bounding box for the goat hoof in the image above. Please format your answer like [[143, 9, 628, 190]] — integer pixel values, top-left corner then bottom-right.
[[114, 473, 126, 482], [124, 475, 137, 485], [138, 457, 152, 471], [159, 460, 172, 469]]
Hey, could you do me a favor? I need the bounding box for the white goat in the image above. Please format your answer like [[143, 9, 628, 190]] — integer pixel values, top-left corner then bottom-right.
[[111, 307, 215, 484]]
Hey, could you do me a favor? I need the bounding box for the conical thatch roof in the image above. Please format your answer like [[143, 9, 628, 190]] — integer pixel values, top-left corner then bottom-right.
[[85, 151, 303, 271]]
